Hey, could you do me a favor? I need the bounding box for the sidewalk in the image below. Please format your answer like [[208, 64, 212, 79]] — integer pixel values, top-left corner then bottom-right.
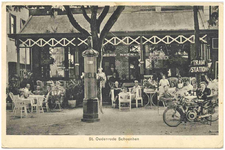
[[6, 106, 218, 135]]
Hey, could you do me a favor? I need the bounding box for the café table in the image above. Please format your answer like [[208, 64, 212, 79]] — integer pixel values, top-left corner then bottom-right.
[[184, 95, 197, 100], [19, 97, 33, 113], [28, 95, 45, 113], [144, 88, 157, 109]]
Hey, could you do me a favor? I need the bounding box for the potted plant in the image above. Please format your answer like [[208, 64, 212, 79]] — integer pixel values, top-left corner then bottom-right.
[[66, 79, 84, 108], [143, 79, 157, 93]]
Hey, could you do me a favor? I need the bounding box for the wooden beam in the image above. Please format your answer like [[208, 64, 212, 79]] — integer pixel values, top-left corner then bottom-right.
[[75, 45, 79, 79], [8, 29, 218, 39], [140, 36, 144, 79], [16, 42, 20, 75]]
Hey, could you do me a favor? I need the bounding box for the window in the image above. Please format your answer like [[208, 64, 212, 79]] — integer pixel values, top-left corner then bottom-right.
[[10, 14, 16, 34], [20, 19, 26, 29], [49, 47, 65, 78], [68, 47, 75, 78]]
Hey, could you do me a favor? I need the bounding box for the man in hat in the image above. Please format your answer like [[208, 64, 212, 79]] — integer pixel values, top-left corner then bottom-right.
[[132, 80, 140, 95], [196, 81, 211, 100]]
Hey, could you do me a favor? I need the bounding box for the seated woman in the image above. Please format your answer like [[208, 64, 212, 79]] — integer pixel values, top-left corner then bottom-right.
[[177, 78, 184, 89], [196, 81, 211, 100], [159, 74, 170, 94], [159, 74, 170, 87]]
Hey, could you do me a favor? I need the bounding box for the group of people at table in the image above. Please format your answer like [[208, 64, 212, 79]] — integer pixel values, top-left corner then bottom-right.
[[16, 80, 65, 112], [110, 74, 218, 108], [158, 74, 218, 103]]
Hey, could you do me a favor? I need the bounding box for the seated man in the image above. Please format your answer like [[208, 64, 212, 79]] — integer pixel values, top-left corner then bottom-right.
[[23, 83, 33, 98], [131, 80, 141, 101], [132, 80, 140, 94], [159, 85, 176, 105], [33, 85, 45, 95]]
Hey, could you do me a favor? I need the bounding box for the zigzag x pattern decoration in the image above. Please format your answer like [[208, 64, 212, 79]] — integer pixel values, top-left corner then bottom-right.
[[19, 35, 207, 47]]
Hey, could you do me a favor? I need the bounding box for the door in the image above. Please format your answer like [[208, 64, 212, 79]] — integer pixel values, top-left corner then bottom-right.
[[129, 57, 140, 80], [103, 57, 115, 76]]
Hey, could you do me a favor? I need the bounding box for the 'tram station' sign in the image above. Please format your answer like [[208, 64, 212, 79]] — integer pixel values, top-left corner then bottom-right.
[[189, 60, 209, 73]]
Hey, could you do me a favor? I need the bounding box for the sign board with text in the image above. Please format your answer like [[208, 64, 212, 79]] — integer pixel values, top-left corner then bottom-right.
[[189, 60, 209, 73]]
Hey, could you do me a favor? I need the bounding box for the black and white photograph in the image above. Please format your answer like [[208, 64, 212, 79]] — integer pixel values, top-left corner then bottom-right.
[[2, 2, 223, 148]]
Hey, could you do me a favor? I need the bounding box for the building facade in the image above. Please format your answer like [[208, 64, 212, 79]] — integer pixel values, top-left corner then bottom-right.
[[8, 6, 218, 83], [6, 7, 30, 84]]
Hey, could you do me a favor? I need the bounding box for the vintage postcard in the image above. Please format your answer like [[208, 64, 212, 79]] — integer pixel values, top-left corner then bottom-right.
[[2, 1, 223, 148]]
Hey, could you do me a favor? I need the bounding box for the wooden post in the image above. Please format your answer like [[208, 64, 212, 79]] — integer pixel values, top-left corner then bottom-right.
[[140, 36, 144, 80], [16, 41, 20, 75], [65, 47, 69, 80], [25, 46, 27, 71], [194, 6, 201, 87], [75, 45, 80, 79]]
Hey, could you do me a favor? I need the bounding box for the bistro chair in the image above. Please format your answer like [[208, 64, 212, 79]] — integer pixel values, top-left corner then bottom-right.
[[110, 89, 116, 108], [30, 95, 45, 113], [119, 92, 131, 111], [9, 92, 19, 112], [13, 100, 28, 118], [135, 88, 143, 108], [30, 97, 38, 113], [36, 96, 45, 113], [42, 92, 50, 112]]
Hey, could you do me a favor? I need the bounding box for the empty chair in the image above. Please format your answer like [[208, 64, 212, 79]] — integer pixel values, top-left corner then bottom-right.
[[110, 89, 116, 108], [135, 88, 143, 108], [30, 98, 38, 113], [42, 92, 50, 112], [9, 92, 19, 112], [36, 96, 45, 113], [13, 100, 28, 118], [30, 95, 45, 113], [119, 92, 131, 111]]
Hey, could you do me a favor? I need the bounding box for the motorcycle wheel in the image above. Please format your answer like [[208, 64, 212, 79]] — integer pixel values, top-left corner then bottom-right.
[[206, 103, 218, 122], [163, 108, 182, 127]]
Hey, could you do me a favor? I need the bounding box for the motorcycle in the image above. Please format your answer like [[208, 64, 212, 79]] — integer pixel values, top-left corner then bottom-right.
[[163, 95, 218, 127]]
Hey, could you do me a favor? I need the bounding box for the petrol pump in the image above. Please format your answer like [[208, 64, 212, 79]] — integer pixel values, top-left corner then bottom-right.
[[81, 48, 100, 122]]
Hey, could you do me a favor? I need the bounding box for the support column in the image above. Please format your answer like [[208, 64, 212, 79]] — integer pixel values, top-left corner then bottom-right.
[[65, 47, 69, 80], [16, 42, 20, 75], [75, 45, 80, 79], [140, 36, 144, 80]]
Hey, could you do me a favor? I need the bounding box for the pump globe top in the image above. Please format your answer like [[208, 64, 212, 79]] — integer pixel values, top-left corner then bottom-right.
[[82, 48, 99, 57]]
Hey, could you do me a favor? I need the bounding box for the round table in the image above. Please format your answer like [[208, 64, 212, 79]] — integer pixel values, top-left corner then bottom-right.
[[184, 95, 197, 100], [144, 89, 157, 108]]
